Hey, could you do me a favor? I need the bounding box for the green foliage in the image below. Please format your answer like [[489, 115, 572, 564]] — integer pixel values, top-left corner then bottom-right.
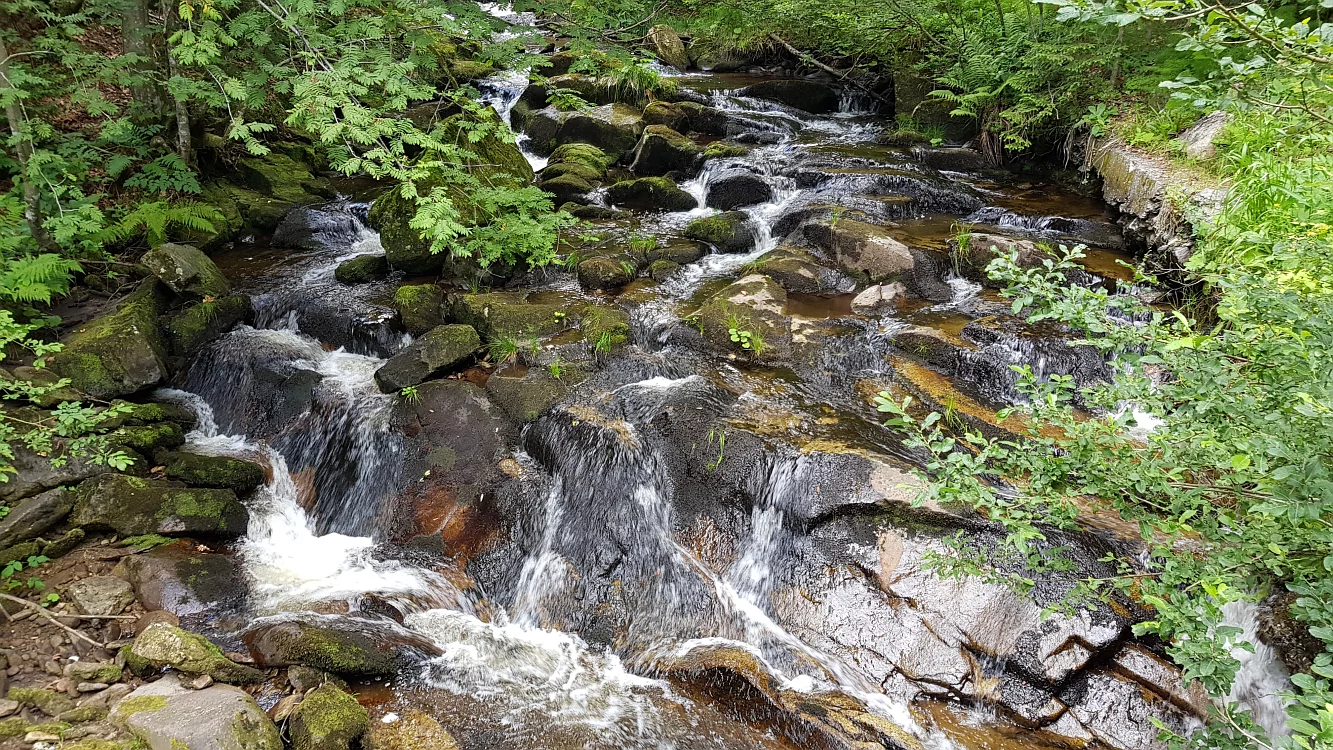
[[97, 201, 224, 248], [2, 554, 49, 594], [399, 386, 421, 404]]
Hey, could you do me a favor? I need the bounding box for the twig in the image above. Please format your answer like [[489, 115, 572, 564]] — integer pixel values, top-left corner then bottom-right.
[[0, 592, 106, 649], [767, 34, 893, 108]]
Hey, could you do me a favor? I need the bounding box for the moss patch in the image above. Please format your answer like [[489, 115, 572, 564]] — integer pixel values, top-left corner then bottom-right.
[[290, 684, 369, 750]]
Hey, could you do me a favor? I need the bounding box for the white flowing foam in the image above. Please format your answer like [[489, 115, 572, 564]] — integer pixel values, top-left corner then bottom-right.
[[1222, 600, 1292, 740]]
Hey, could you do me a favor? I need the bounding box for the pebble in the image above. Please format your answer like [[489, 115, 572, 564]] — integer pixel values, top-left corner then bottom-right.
[[182, 674, 213, 690], [77, 682, 109, 693], [43, 660, 64, 676], [0, 698, 18, 717]]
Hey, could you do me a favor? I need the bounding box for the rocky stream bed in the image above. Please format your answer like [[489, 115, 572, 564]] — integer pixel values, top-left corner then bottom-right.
[[0, 15, 1294, 750]]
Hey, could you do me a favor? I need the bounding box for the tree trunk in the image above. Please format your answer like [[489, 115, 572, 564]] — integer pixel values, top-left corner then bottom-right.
[[161, 0, 191, 162], [0, 36, 54, 249], [122, 0, 165, 116]]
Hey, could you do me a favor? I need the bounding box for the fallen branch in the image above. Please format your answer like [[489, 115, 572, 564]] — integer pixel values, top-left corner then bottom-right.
[[0, 592, 106, 649], [767, 34, 893, 109]]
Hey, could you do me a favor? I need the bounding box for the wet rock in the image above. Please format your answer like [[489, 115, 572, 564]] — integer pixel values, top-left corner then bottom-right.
[[752, 244, 855, 296], [0, 487, 74, 549], [803, 217, 915, 282], [49, 282, 168, 399], [547, 143, 615, 174], [156, 451, 266, 493], [107, 421, 186, 455], [449, 292, 572, 341], [704, 170, 772, 210], [66, 576, 135, 616], [364, 709, 459, 750], [648, 259, 680, 280], [236, 152, 330, 206], [576, 257, 636, 291], [369, 112, 534, 274], [1062, 670, 1190, 750], [641, 101, 688, 132], [678, 102, 731, 136], [890, 326, 960, 370], [135, 610, 182, 634], [333, 254, 389, 285], [393, 284, 446, 336], [605, 177, 697, 212], [539, 161, 604, 184], [164, 295, 252, 357], [0, 445, 116, 505], [4, 364, 87, 407], [851, 282, 908, 314], [566, 204, 626, 221], [950, 231, 1050, 284], [111, 673, 282, 750], [287, 665, 345, 694], [373, 324, 482, 392], [648, 238, 707, 265], [484, 367, 586, 424], [1110, 644, 1209, 717], [272, 207, 361, 252], [141, 243, 230, 299], [738, 79, 840, 115], [912, 146, 989, 172], [629, 125, 701, 176], [537, 173, 593, 205], [524, 103, 645, 159], [71, 475, 248, 538], [701, 141, 749, 160], [646, 24, 689, 70], [1175, 110, 1229, 160], [289, 684, 368, 750], [243, 619, 430, 677], [697, 274, 791, 361], [683, 211, 755, 253], [126, 622, 264, 683], [1260, 591, 1323, 674]]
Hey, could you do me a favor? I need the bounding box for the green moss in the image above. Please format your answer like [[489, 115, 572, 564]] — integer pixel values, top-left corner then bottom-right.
[[28, 722, 72, 735], [548, 143, 614, 172], [540, 162, 604, 183], [450, 292, 573, 341], [8, 687, 76, 717], [158, 451, 266, 493], [392, 284, 446, 335], [47, 283, 168, 400], [448, 60, 494, 81], [604, 177, 697, 211], [581, 305, 630, 350], [484, 368, 585, 423], [702, 142, 749, 160], [685, 215, 735, 244], [0, 718, 30, 738], [333, 255, 389, 285], [57, 706, 109, 724], [110, 422, 186, 454], [228, 702, 283, 750], [164, 295, 251, 357], [128, 624, 263, 683], [114, 695, 168, 720], [290, 684, 369, 750]]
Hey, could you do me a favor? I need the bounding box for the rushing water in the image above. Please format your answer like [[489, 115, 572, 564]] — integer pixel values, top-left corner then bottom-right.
[[167, 54, 1297, 749]]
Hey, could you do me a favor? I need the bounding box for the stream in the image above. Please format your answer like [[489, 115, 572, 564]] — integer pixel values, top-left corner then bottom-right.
[[152, 31, 1293, 750]]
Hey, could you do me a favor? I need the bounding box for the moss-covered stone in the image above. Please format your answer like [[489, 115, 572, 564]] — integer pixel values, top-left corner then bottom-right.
[[0, 718, 29, 739], [484, 367, 586, 423], [127, 622, 264, 683], [393, 284, 446, 336], [56, 706, 109, 724], [448, 59, 494, 81], [7, 365, 87, 407], [368, 111, 534, 275], [163, 295, 251, 358], [581, 305, 630, 350], [629, 125, 701, 176], [576, 257, 636, 291], [110, 400, 198, 428], [373, 324, 482, 393], [66, 660, 125, 684], [702, 142, 750, 160], [195, 182, 245, 249], [157, 451, 266, 493], [642, 101, 688, 132], [537, 173, 594, 205], [449, 292, 573, 341], [752, 244, 856, 295], [0, 541, 41, 566], [548, 143, 614, 172], [71, 474, 248, 538], [677, 101, 730, 135], [8, 687, 75, 717], [648, 259, 681, 280], [696, 274, 792, 362], [48, 282, 168, 399], [524, 103, 645, 159], [539, 161, 604, 183], [605, 177, 697, 212], [333, 254, 389, 285], [243, 621, 408, 677], [236, 152, 329, 206], [222, 184, 293, 231], [684, 211, 755, 253], [289, 684, 369, 750], [108, 421, 186, 455], [649, 238, 707, 265], [141, 243, 231, 299]]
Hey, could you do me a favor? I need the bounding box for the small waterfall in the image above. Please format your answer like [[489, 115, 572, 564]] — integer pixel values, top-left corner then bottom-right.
[[1223, 601, 1293, 740]]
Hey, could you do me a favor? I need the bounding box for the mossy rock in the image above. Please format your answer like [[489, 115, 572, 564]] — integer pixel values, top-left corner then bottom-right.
[[565, 205, 627, 221], [127, 622, 263, 683], [108, 421, 186, 455], [448, 59, 494, 81], [537, 173, 594, 205], [605, 177, 697, 212], [8, 687, 76, 717], [642, 101, 688, 132], [56, 706, 109, 724], [164, 294, 251, 357], [334, 254, 389, 285], [393, 284, 446, 336], [157, 451, 266, 493], [576, 257, 636, 292], [548, 143, 614, 172], [0, 718, 29, 739], [629, 125, 701, 176], [71, 474, 248, 538], [648, 259, 681, 280], [6, 365, 88, 408], [221, 184, 293, 232], [524, 103, 645, 159], [243, 620, 412, 677], [702, 142, 750, 160], [580, 305, 630, 350], [48, 281, 169, 400], [235, 152, 329, 206], [449, 292, 573, 341], [696, 274, 792, 361], [141, 243, 231, 299], [539, 161, 604, 183], [196, 183, 245, 248], [648, 238, 707, 265], [484, 367, 586, 423], [365, 709, 459, 750], [676, 102, 730, 136], [373, 324, 482, 393], [109, 400, 199, 429], [368, 111, 534, 275], [684, 211, 756, 253], [752, 244, 856, 295], [290, 684, 369, 750]]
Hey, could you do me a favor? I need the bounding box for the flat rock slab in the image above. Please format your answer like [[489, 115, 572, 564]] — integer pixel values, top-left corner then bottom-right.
[[112, 674, 281, 750], [67, 575, 136, 616]]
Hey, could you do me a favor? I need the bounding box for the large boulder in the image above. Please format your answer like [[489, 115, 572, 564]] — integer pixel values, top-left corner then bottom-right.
[[684, 211, 755, 253], [642, 101, 689, 132], [678, 102, 730, 136], [949, 231, 1052, 285], [521, 103, 645, 159], [115, 543, 247, 616], [705, 170, 773, 209], [272, 207, 361, 252], [373, 324, 482, 392], [738, 79, 840, 115], [449, 292, 572, 341], [289, 684, 368, 750], [605, 177, 697, 212], [576, 257, 637, 291], [126, 622, 265, 683], [537, 173, 594, 205], [243, 619, 430, 677], [647, 24, 689, 70], [156, 450, 266, 493], [48, 282, 168, 399], [111, 674, 281, 750], [392, 284, 446, 336], [0, 487, 74, 548], [333, 254, 389, 285], [696, 274, 791, 361], [236, 151, 330, 206], [71, 474, 248, 538], [164, 295, 251, 357], [629, 125, 700, 176], [141, 243, 230, 299], [803, 217, 916, 282], [752, 244, 856, 296], [368, 112, 535, 275]]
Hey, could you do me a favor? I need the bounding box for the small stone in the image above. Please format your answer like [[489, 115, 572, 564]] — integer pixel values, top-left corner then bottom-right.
[[182, 675, 213, 690], [269, 694, 303, 723], [25, 731, 62, 743], [76, 683, 109, 693], [77, 682, 132, 710], [0, 699, 17, 717], [65, 661, 122, 685], [43, 661, 64, 677]]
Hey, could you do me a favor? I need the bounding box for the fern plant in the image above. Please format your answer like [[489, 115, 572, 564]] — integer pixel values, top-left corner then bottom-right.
[[0, 254, 83, 305], [97, 200, 224, 247]]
